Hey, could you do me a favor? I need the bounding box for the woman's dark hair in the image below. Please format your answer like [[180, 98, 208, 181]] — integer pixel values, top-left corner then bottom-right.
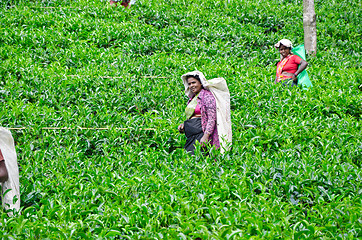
[[186, 74, 201, 83]]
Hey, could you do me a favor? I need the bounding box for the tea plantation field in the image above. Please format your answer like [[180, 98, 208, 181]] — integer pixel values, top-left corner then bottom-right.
[[0, 0, 361, 238]]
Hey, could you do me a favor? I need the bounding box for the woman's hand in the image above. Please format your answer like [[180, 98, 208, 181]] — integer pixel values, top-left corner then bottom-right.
[[178, 123, 184, 133], [200, 133, 210, 147], [293, 59, 309, 83]]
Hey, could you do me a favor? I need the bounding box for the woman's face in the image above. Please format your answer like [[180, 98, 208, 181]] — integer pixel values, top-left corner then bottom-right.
[[187, 77, 202, 95], [279, 44, 291, 58]]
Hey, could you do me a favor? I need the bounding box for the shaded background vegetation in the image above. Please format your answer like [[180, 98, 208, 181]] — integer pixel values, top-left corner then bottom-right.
[[0, 0, 361, 238]]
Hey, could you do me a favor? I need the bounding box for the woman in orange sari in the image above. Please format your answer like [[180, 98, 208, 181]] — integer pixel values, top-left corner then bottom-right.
[[275, 39, 308, 87]]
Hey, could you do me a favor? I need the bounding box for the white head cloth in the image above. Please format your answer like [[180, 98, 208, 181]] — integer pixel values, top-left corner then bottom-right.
[[0, 127, 20, 216], [275, 39, 293, 49], [181, 71, 232, 153]]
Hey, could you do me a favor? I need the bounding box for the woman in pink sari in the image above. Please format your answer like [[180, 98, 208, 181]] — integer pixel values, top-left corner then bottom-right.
[[178, 74, 220, 155], [275, 39, 308, 87], [109, 0, 133, 8]]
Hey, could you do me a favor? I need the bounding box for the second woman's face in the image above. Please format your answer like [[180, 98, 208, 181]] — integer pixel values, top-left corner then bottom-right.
[[279, 45, 291, 58], [187, 77, 202, 95]]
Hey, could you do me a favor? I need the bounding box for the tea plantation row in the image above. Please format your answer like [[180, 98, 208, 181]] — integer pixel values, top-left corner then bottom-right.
[[0, 0, 361, 238]]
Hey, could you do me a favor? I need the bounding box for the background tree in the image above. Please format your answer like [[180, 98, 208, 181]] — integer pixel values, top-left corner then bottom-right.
[[303, 0, 317, 55]]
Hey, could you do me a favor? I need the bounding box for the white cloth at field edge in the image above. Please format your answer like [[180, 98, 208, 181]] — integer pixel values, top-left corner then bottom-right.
[[0, 127, 20, 216], [181, 71, 232, 153]]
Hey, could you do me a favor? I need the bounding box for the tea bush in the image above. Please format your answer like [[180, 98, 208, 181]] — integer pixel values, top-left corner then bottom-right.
[[0, 0, 361, 238]]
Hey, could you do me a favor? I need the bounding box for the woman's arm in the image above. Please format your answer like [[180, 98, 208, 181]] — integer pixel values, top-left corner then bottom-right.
[[292, 59, 308, 82], [200, 92, 217, 146]]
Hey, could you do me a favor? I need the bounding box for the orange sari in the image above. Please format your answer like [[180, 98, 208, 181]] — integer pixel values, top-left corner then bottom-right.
[[275, 54, 293, 83]]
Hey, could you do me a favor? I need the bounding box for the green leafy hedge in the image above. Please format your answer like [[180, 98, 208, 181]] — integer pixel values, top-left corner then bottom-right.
[[0, 0, 361, 238]]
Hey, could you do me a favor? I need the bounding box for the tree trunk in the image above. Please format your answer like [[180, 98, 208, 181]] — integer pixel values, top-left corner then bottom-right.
[[303, 0, 317, 55]]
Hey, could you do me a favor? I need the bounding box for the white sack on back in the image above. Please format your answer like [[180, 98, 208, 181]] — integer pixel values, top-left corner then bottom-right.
[[0, 127, 20, 216]]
